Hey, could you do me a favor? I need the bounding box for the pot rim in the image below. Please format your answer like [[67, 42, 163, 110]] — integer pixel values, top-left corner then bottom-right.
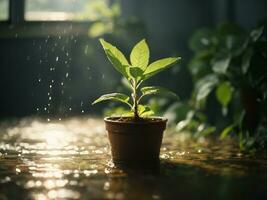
[[104, 116, 167, 125]]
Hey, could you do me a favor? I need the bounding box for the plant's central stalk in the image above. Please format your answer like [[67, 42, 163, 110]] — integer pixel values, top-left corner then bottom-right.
[[132, 80, 140, 120]]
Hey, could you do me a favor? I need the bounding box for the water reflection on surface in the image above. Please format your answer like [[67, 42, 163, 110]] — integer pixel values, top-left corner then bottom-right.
[[0, 117, 267, 199]]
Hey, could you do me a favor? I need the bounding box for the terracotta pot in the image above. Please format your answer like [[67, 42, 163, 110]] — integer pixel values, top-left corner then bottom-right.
[[104, 117, 167, 165]]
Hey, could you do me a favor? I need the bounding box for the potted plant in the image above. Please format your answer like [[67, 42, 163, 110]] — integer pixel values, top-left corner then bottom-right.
[[92, 38, 180, 164]]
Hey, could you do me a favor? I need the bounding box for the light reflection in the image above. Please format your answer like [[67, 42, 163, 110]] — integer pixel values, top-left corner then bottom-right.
[[1, 117, 263, 199]]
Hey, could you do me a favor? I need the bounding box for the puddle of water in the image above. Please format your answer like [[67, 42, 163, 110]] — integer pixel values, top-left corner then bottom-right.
[[0, 117, 267, 200]]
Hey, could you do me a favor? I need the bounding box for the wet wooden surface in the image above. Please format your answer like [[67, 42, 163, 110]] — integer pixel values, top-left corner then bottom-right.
[[0, 117, 267, 200]]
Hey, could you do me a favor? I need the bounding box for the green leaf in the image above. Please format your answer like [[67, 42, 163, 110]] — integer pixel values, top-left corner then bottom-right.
[[242, 48, 253, 74], [250, 26, 264, 42], [216, 81, 233, 107], [130, 39, 150, 70], [143, 57, 180, 80], [92, 93, 131, 107], [196, 80, 217, 102], [212, 56, 231, 74], [99, 39, 130, 78], [220, 125, 234, 139], [138, 105, 154, 117], [140, 86, 179, 100], [128, 67, 144, 81]]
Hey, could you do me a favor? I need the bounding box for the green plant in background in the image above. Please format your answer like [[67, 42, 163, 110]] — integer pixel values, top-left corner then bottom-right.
[[92, 39, 180, 119], [183, 23, 267, 151]]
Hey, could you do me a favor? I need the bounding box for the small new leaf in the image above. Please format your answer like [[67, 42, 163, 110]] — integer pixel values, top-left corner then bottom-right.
[[138, 105, 154, 117], [130, 39, 150, 70], [92, 93, 131, 108], [144, 57, 180, 80]]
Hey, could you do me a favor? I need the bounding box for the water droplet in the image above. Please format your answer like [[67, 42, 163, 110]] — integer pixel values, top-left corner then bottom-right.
[[65, 73, 69, 78], [61, 82, 64, 86], [81, 110, 84, 113], [44, 107, 47, 111], [38, 78, 42, 82], [49, 85, 52, 88], [51, 80, 54, 83], [69, 107, 72, 111], [49, 97, 52, 101], [58, 118, 62, 121], [47, 118, 50, 122], [36, 108, 39, 111], [56, 57, 59, 61]]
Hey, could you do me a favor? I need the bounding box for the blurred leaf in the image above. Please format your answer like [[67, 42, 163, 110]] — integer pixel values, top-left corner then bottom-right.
[[130, 39, 149, 70], [189, 28, 216, 52], [175, 111, 195, 131], [218, 23, 248, 56], [216, 81, 233, 107], [92, 93, 131, 107], [140, 86, 179, 100], [250, 26, 264, 42], [88, 22, 112, 38], [220, 125, 234, 139], [199, 126, 216, 136], [242, 48, 253, 74], [212, 56, 231, 74], [196, 77, 218, 102], [99, 39, 130, 78], [164, 102, 191, 123], [144, 57, 181, 80]]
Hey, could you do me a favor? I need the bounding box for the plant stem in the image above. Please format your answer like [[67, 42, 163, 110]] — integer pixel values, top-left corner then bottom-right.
[[132, 80, 140, 120]]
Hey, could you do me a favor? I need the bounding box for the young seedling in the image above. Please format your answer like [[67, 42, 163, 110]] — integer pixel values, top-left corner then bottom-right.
[[92, 39, 181, 120]]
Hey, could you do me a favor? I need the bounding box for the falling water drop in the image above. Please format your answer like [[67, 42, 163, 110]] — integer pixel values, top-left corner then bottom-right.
[[65, 73, 69, 78], [47, 118, 50, 122], [56, 57, 59, 62], [38, 78, 42, 82]]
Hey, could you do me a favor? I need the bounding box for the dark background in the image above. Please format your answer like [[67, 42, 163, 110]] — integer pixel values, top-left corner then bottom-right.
[[0, 0, 266, 118]]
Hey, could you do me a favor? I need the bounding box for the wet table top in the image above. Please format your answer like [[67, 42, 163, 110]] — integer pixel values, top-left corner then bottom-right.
[[0, 117, 267, 200]]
